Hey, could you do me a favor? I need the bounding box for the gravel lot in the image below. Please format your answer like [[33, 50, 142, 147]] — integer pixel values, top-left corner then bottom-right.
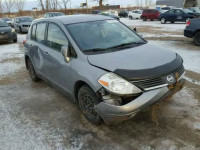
[[0, 18, 200, 150]]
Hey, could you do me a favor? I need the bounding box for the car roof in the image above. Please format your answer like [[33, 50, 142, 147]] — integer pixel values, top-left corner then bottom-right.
[[15, 16, 32, 19], [34, 15, 114, 25]]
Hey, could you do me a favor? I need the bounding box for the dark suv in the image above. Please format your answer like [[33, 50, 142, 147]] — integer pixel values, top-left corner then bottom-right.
[[141, 9, 160, 21], [184, 18, 200, 46]]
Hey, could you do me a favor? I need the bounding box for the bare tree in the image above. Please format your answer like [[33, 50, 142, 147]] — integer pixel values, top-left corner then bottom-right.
[[38, 0, 45, 11], [61, 0, 69, 10], [4, 0, 14, 14], [14, 0, 25, 12], [93, 0, 105, 7], [0, 0, 3, 14], [49, 0, 60, 10]]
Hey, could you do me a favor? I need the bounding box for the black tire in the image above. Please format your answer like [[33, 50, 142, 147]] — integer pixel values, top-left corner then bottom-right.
[[13, 39, 17, 43], [129, 16, 133, 20], [27, 59, 40, 82], [78, 85, 102, 125], [151, 19, 154, 21], [171, 21, 175, 24], [194, 31, 200, 46], [19, 27, 23, 34], [160, 18, 166, 24], [143, 17, 147, 21]]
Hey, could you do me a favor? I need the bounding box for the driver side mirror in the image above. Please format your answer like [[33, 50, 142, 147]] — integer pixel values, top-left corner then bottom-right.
[[133, 27, 137, 32], [61, 46, 70, 63]]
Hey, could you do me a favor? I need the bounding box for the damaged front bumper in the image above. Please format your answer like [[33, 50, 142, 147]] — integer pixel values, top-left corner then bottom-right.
[[94, 78, 186, 124]]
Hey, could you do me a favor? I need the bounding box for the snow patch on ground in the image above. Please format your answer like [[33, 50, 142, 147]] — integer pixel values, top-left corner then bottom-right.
[[149, 40, 200, 74], [142, 33, 184, 38], [0, 62, 23, 77], [120, 18, 186, 31]]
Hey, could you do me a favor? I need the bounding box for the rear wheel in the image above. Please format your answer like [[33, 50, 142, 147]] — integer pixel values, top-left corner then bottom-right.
[[19, 27, 23, 34], [194, 31, 200, 46], [13, 39, 17, 43], [171, 21, 175, 24], [78, 85, 102, 125], [150, 19, 154, 21], [143, 17, 147, 21], [27, 59, 40, 82], [161, 18, 166, 24]]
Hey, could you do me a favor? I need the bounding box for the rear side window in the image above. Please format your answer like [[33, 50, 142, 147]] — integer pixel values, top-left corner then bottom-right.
[[31, 24, 36, 40], [47, 23, 68, 51], [36, 23, 46, 44]]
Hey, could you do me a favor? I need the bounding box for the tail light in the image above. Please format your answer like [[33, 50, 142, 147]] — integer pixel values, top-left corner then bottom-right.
[[186, 21, 191, 27], [23, 39, 27, 45]]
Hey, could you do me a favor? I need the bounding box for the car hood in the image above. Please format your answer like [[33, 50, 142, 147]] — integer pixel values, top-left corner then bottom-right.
[[87, 43, 183, 80], [0, 26, 12, 32], [19, 22, 32, 25]]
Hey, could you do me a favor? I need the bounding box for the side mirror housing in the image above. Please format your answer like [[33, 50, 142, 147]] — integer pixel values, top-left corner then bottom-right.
[[61, 46, 70, 62]]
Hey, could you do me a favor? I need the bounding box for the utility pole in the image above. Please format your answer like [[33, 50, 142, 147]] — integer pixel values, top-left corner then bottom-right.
[[86, 0, 88, 13]]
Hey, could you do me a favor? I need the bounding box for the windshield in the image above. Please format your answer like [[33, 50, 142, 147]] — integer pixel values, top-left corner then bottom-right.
[[0, 20, 9, 27], [191, 7, 200, 11], [19, 17, 33, 22], [53, 13, 65, 16], [182, 9, 193, 13], [66, 20, 146, 53], [2, 18, 12, 21]]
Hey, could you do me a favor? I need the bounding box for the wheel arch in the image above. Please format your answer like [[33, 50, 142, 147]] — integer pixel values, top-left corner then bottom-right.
[[194, 29, 200, 36]]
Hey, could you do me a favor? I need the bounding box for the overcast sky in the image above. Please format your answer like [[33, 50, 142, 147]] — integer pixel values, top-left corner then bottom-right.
[[24, 0, 156, 10]]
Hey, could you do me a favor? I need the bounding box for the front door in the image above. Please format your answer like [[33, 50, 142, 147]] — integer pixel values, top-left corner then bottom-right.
[[42, 23, 72, 93]]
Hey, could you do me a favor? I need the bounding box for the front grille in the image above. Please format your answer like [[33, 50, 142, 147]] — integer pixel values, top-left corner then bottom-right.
[[131, 65, 185, 90], [132, 77, 166, 90]]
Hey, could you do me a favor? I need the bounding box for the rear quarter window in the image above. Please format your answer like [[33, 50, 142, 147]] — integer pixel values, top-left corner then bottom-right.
[[31, 24, 36, 40]]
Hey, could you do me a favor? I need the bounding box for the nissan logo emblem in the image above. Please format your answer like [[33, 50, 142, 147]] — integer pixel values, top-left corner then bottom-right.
[[167, 75, 174, 83]]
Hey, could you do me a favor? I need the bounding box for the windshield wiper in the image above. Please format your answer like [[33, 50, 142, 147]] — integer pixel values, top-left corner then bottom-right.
[[109, 41, 146, 49], [84, 48, 107, 52]]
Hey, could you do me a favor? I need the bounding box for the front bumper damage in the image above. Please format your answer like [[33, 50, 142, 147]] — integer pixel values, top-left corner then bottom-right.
[[94, 78, 186, 124]]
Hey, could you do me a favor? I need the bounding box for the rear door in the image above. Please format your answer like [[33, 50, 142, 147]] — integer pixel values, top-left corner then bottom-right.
[[175, 9, 184, 21], [26, 22, 48, 76], [165, 9, 176, 22]]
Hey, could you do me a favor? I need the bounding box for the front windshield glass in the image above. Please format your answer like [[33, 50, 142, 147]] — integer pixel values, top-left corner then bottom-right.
[[53, 13, 65, 16], [0, 20, 9, 27], [183, 9, 193, 13], [66, 20, 145, 53], [19, 17, 33, 22]]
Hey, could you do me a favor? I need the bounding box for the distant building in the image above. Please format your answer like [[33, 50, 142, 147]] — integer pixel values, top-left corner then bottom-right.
[[156, 0, 200, 8]]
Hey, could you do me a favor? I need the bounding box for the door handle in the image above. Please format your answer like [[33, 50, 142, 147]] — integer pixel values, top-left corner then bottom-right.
[[44, 52, 49, 56]]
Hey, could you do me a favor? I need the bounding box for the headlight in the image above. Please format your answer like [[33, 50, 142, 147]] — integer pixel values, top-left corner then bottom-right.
[[98, 72, 142, 95], [12, 28, 15, 32]]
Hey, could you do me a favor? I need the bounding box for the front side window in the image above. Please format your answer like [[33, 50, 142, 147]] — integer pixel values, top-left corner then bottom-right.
[[66, 20, 145, 53], [36, 23, 46, 44], [47, 23, 68, 51]]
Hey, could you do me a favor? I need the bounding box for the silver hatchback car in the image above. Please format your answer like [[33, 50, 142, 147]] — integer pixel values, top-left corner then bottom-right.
[[24, 15, 185, 125]]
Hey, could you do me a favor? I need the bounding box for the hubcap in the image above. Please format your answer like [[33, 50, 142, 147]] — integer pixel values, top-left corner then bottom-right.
[[82, 94, 97, 118], [161, 18, 165, 23]]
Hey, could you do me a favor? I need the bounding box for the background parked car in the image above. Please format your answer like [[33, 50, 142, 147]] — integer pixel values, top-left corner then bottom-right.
[[0, 18, 14, 27], [44, 12, 65, 18], [92, 10, 102, 14], [0, 20, 17, 43], [118, 11, 128, 17], [141, 9, 160, 21], [159, 9, 196, 24], [98, 12, 120, 20], [184, 18, 200, 46], [128, 10, 143, 19], [189, 7, 200, 14], [14, 16, 33, 33]]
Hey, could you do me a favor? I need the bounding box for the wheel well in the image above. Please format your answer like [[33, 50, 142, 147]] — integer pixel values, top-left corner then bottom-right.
[[25, 55, 30, 70], [194, 30, 200, 36], [74, 81, 89, 102]]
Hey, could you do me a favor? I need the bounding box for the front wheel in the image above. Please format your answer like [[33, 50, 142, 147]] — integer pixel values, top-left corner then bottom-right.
[[27, 59, 40, 82], [78, 85, 102, 125], [161, 18, 166, 24], [13, 39, 17, 43], [194, 32, 200, 46], [129, 16, 133, 20]]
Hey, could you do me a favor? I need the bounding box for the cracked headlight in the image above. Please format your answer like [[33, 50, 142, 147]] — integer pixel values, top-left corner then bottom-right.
[[98, 72, 142, 95]]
